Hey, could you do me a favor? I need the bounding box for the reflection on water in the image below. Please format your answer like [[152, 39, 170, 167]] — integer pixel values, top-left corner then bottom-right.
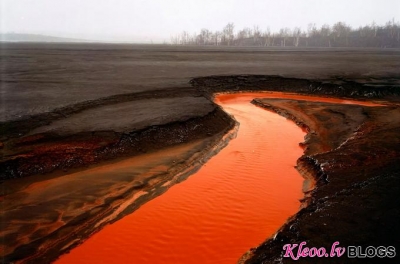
[[56, 93, 319, 264]]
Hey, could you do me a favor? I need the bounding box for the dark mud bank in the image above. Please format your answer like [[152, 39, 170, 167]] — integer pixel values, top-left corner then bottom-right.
[[1, 74, 399, 264], [243, 98, 400, 263], [191, 75, 400, 101], [1, 109, 236, 264], [193, 75, 399, 263], [2, 75, 399, 180], [0, 87, 201, 139], [0, 95, 232, 180]]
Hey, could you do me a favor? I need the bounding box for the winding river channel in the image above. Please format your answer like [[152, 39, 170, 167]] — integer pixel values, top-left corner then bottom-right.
[[56, 92, 377, 264]]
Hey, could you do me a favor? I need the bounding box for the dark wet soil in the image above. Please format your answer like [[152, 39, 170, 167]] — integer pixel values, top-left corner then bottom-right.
[[1, 44, 400, 263], [242, 99, 400, 263], [0, 110, 235, 263], [0, 96, 222, 179], [2, 43, 399, 123]]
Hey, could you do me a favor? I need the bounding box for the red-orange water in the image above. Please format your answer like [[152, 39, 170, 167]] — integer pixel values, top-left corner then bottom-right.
[[56, 93, 377, 264]]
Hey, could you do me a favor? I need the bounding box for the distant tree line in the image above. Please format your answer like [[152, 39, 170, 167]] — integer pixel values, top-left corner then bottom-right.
[[170, 19, 400, 48]]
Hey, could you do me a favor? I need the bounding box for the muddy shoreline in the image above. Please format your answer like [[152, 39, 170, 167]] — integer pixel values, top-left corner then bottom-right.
[[5, 75, 400, 180], [1, 73, 400, 263], [242, 98, 400, 263], [0, 105, 231, 180], [192, 75, 399, 262], [192, 75, 400, 102], [1, 108, 237, 263], [2, 74, 399, 179]]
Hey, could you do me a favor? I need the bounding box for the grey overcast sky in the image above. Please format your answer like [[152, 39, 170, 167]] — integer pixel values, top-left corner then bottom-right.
[[1, 0, 399, 43]]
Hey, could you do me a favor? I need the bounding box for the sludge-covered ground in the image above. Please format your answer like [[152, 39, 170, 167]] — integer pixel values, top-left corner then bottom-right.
[[1, 44, 400, 263]]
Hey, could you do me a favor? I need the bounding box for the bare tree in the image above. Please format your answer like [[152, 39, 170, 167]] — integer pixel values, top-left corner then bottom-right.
[[213, 31, 222, 46], [253, 25, 261, 45], [320, 24, 331, 37], [198, 28, 211, 45], [179, 31, 190, 45], [371, 21, 378, 37], [279, 27, 291, 47], [191, 32, 198, 45], [170, 34, 179, 45], [332, 22, 351, 45], [262, 27, 272, 46], [174, 19, 399, 48], [223, 23, 235, 46], [237, 27, 252, 40], [386, 18, 396, 38], [320, 24, 331, 47], [332, 22, 351, 38], [292, 27, 302, 47], [307, 23, 318, 37]]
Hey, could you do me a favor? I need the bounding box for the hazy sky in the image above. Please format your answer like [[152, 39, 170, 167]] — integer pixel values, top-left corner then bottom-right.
[[1, 0, 399, 42]]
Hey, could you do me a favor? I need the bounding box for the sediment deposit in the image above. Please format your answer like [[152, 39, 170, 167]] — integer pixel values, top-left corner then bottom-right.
[[1, 44, 399, 263]]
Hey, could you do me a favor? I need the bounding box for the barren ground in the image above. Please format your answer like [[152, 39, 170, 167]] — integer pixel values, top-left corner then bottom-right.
[[2, 43, 399, 122], [1, 43, 400, 263]]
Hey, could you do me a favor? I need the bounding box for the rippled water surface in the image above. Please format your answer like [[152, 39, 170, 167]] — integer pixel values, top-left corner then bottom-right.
[[56, 93, 317, 263]]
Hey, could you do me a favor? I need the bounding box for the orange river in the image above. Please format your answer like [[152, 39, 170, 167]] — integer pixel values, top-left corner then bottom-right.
[[56, 92, 380, 264]]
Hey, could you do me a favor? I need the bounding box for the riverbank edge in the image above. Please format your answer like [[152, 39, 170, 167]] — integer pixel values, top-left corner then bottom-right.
[[191, 74, 399, 263], [2, 107, 239, 263], [2, 74, 399, 263], [239, 98, 400, 264], [2, 75, 399, 180]]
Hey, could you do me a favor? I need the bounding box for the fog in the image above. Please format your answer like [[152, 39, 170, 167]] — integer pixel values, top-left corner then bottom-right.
[[2, 0, 399, 43]]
